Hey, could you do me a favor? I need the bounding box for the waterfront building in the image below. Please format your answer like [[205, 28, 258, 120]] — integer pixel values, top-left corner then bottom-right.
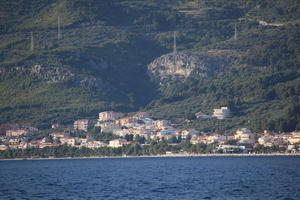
[[190, 135, 207, 144], [206, 134, 227, 144], [288, 132, 300, 144], [39, 143, 59, 148], [0, 144, 8, 150], [217, 144, 246, 153], [84, 141, 107, 148], [59, 137, 76, 146], [108, 138, 127, 148], [234, 128, 255, 144]]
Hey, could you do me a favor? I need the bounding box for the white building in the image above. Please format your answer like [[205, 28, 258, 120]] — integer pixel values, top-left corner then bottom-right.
[[6, 129, 29, 137], [98, 111, 124, 122], [98, 122, 122, 134], [84, 141, 107, 149], [258, 135, 274, 146], [181, 129, 199, 140], [109, 139, 127, 148], [51, 132, 70, 140], [213, 107, 231, 119], [59, 137, 77, 146], [206, 134, 227, 144], [288, 132, 300, 144], [0, 144, 8, 151], [74, 119, 89, 132], [155, 120, 171, 129], [217, 145, 246, 153], [234, 128, 255, 144]]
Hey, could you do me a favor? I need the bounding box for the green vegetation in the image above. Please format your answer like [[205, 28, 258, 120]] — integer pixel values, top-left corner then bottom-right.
[[0, 0, 299, 134], [0, 141, 288, 159]]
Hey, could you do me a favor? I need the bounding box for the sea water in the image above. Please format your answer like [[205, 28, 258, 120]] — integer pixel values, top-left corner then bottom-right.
[[0, 156, 299, 200]]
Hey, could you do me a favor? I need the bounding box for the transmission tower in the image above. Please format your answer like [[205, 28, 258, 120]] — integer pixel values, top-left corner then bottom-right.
[[30, 32, 34, 51], [58, 16, 61, 40], [173, 31, 177, 68], [234, 22, 237, 41]]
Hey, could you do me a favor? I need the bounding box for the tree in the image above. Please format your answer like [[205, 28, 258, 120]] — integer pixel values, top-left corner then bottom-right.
[[224, 139, 238, 145], [135, 135, 145, 144], [125, 134, 134, 141]]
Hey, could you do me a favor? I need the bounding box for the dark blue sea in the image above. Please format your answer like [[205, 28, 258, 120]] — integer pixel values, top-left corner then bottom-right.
[[0, 156, 300, 200]]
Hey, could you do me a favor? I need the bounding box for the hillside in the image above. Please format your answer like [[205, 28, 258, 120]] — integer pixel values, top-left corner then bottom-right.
[[0, 0, 299, 133]]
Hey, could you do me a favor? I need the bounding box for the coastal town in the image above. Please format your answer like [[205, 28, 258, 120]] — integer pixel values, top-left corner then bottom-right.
[[0, 109, 300, 155]]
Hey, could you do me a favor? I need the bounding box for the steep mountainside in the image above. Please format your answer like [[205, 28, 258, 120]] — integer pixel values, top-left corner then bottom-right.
[[0, 0, 299, 133]]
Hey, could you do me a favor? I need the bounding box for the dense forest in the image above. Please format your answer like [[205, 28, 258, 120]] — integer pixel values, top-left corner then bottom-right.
[[0, 0, 299, 133]]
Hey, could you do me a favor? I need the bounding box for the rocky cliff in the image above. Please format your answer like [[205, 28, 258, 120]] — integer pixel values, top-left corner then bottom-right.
[[147, 52, 235, 85]]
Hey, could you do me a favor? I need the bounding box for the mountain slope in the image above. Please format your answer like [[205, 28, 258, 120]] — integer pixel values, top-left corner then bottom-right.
[[0, 0, 299, 132]]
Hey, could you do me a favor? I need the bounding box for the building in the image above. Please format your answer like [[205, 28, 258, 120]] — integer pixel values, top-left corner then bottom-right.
[[181, 129, 200, 140], [59, 137, 76, 146], [39, 143, 59, 148], [213, 107, 231, 119], [258, 135, 274, 146], [8, 137, 22, 144], [288, 132, 300, 145], [6, 129, 29, 137], [0, 144, 8, 150], [74, 119, 89, 132], [195, 112, 212, 119], [50, 132, 70, 140], [234, 128, 255, 144], [160, 133, 176, 141], [117, 117, 135, 126], [9, 144, 25, 149], [206, 134, 227, 144], [98, 111, 124, 122], [190, 135, 207, 144], [155, 120, 171, 129], [108, 139, 127, 148], [217, 145, 246, 153], [28, 140, 42, 148], [99, 122, 122, 134], [133, 112, 150, 119], [51, 123, 61, 129], [143, 118, 154, 127], [158, 128, 176, 136], [85, 141, 107, 148]]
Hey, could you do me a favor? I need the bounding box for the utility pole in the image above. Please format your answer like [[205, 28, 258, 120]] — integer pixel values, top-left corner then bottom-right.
[[30, 32, 34, 51], [58, 16, 61, 40]]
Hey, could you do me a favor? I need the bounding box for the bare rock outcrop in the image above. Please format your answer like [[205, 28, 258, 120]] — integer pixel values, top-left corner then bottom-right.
[[148, 52, 235, 85]]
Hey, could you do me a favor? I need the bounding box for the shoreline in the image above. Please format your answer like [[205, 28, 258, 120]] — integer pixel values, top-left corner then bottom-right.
[[1, 153, 300, 161]]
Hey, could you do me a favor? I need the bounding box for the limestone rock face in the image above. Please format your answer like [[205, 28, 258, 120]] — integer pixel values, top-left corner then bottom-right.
[[148, 52, 233, 85], [30, 65, 74, 83]]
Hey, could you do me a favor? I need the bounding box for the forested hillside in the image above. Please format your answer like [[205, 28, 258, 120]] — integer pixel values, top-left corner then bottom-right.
[[0, 0, 299, 133]]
